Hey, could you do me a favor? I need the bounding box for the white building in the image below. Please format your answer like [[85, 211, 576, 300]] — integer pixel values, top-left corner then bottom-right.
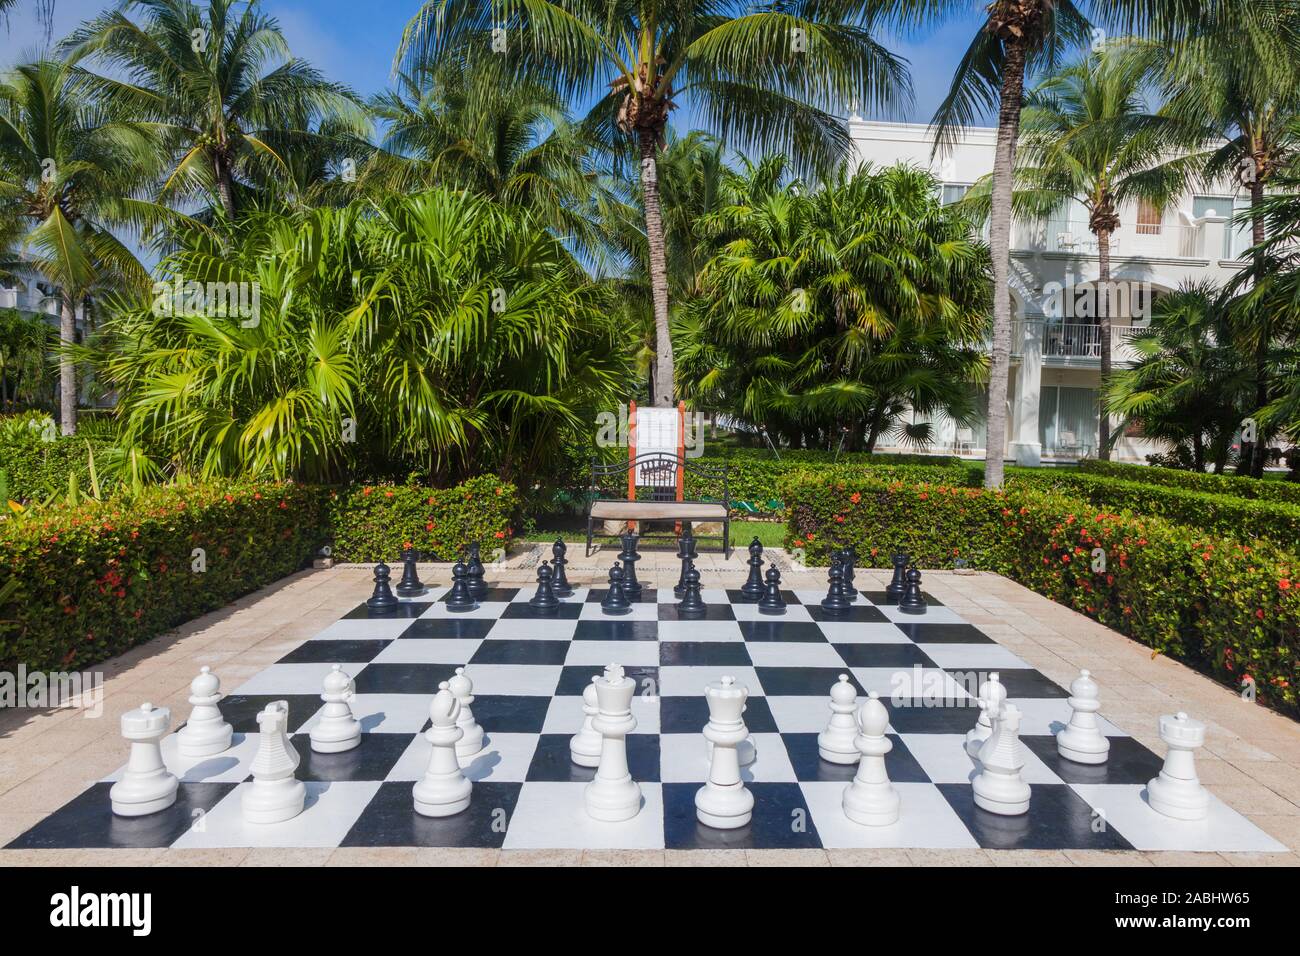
[[849, 118, 1253, 465]]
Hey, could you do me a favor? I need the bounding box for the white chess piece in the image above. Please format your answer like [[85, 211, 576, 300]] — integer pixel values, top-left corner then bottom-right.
[[584, 664, 642, 822], [414, 682, 473, 817], [965, 671, 1007, 757], [1056, 669, 1110, 765], [842, 691, 900, 826], [111, 702, 179, 817], [310, 664, 361, 753], [818, 674, 860, 764], [177, 666, 233, 758], [569, 676, 603, 768], [1146, 712, 1209, 821], [448, 667, 485, 758], [242, 700, 306, 824], [972, 704, 1031, 815], [695, 676, 755, 829]]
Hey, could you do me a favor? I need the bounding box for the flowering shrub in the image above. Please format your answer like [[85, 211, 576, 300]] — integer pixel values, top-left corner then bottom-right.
[[782, 473, 1299, 716], [1078, 458, 1300, 506]]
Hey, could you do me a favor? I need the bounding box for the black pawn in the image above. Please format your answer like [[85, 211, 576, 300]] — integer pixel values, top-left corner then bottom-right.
[[739, 537, 765, 601], [466, 541, 488, 600], [821, 557, 851, 613], [601, 562, 632, 615], [839, 546, 858, 600], [899, 565, 926, 615], [757, 563, 786, 615], [885, 552, 910, 604], [677, 562, 707, 617], [551, 539, 572, 597], [444, 561, 476, 612], [366, 561, 400, 612], [618, 531, 643, 600], [673, 530, 698, 598], [395, 548, 426, 598], [529, 561, 560, 611]]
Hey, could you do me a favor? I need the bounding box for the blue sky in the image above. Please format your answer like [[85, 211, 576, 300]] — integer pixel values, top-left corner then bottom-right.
[[2, 0, 997, 128]]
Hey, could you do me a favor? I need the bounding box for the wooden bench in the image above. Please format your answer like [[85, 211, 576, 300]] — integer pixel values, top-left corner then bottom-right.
[[585, 453, 731, 557]]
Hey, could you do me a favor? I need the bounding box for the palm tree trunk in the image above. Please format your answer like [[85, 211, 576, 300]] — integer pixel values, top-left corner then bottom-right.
[[639, 130, 675, 408], [215, 153, 237, 220], [1248, 175, 1268, 478], [59, 290, 77, 436], [1097, 228, 1112, 461], [983, 40, 1028, 488]]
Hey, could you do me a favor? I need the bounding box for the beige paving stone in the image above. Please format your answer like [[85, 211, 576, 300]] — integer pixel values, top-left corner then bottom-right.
[[906, 848, 992, 866], [412, 847, 500, 866], [0, 812, 47, 846], [1244, 814, 1300, 852], [1063, 850, 1154, 867], [499, 849, 584, 866], [988, 849, 1074, 866], [744, 848, 829, 867], [325, 847, 425, 866], [240, 848, 335, 866], [580, 849, 666, 866], [1146, 851, 1234, 867], [1208, 784, 1300, 816], [664, 849, 747, 867], [826, 848, 912, 867], [1219, 850, 1300, 866], [153, 848, 251, 867]]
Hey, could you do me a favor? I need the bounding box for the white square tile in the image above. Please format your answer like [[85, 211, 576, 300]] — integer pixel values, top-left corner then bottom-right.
[[659, 665, 761, 698], [102, 733, 260, 783], [564, 641, 660, 667], [850, 667, 976, 703], [503, 782, 665, 849], [1070, 784, 1288, 853], [745, 642, 846, 668], [800, 781, 980, 849], [298, 693, 431, 735], [579, 602, 659, 621], [387, 732, 540, 782], [917, 643, 1029, 670], [233, 662, 371, 695], [731, 602, 813, 622], [483, 617, 578, 640], [1007, 697, 1125, 737], [899, 733, 1062, 784], [419, 602, 511, 620], [173, 781, 380, 848], [658, 620, 744, 642], [371, 638, 483, 664], [878, 605, 964, 624], [659, 732, 794, 783], [817, 622, 912, 644], [766, 695, 834, 733], [540, 695, 661, 735], [458, 664, 562, 696], [310, 619, 415, 641]]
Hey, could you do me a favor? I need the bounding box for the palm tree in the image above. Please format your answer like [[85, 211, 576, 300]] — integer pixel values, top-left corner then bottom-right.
[[64, 0, 369, 221], [0, 60, 163, 435], [396, 1, 910, 407]]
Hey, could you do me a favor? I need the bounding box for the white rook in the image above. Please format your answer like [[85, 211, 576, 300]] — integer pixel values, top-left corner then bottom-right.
[[585, 664, 641, 821], [111, 702, 179, 817], [1146, 712, 1209, 821], [695, 676, 755, 829]]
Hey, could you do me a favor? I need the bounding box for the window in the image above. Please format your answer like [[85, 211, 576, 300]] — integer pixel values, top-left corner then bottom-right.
[[941, 184, 970, 206], [1136, 199, 1162, 235]]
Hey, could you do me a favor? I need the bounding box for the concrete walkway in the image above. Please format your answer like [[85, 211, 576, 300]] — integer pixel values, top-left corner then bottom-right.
[[2, 546, 1297, 867]]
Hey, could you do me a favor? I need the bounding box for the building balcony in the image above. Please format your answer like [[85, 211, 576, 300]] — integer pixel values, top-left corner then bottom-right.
[[997, 319, 1141, 366]]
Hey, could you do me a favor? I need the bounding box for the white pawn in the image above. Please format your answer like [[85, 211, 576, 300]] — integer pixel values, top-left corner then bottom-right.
[[242, 700, 306, 824], [1146, 712, 1209, 821], [695, 676, 755, 829], [570, 675, 603, 768], [842, 691, 900, 826], [1056, 669, 1110, 765], [973, 703, 1031, 815], [413, 682, 473, 817], [965, 671, 1007, 757], [818, 674, 860, 765], [111, 702, 179, 817], [177, 666, 232, 758], [310, 664, 361, 753], [585, 664, 641, 821], [448, 667, 485, 758]]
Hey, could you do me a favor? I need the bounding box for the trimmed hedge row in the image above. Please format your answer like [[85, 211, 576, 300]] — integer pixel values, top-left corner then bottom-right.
[[1079, 459, 1300, 506], [0, 420, 116, 503], [781, 472, 1299, 716]]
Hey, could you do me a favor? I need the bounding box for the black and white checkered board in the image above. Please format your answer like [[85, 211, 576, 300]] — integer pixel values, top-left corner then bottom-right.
[[9, 581, 1287, 854]]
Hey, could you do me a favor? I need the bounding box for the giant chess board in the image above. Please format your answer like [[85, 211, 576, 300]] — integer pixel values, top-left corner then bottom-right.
[[8, 581, 1287, 854]]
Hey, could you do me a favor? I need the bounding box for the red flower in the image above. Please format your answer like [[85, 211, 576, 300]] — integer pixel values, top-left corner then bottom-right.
[[1280, 579, 1292, 591], [494, 531, 505, 539], [849, 492, 861, 504], [426, 522, 434, 531], [1256, 609, 1266, 619]]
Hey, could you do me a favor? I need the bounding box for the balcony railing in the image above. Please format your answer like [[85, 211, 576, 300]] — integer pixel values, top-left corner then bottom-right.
[[1016, 218, 1205, 259], [1003, 320, 1141, 363]]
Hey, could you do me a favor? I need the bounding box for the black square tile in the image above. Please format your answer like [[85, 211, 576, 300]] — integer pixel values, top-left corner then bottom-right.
[[470, 640, 570, 665], [882, 698, 982, 733], [860, 590, 944, 607], [500, 602, 583, 620], [726, 589, 801, 605], [220, 694, 324, 733], [893, 623, 995, 644], [755, 666, 865, 697], [805, 604, 889, 623], [573, 620, 659, 641], [341, 780, 522, 848], [5, 782, 236, 849], [832, 643, 938, 668], [977, 668, 1069, 699], [400, 618, 496, 640], [586, 588, 658, 604], [662, 782, 822, 849], [555, 665, 658, 696], [289, 733, 411, 782], [659, 642, 753, 667], [278, 639, 390, 664], [660, 694, 777, 734], [1022, 735, 1165, 786], [343, 601, 433, 620], [463, 695, 551, 733], [352, 663, 456, 695], [781, 732, 931, 783], [525, 733, 660, 782], [938, 782, 1134, 850], [739, 621, 827, 643], [658, 603, 736, 622]]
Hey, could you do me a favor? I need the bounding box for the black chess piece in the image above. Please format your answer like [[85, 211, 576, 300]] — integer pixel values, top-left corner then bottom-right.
[[821, 556, 851, 613], [839, 546, 858, 600], [394, 548, 427, 598], [739, 537, 765, 601], [757, 563, 787, 615], [466, 541, 488, 600], [529, 561, 560, 611], [673, 530, 698, 598], [550, 539, 573, 597], [444, 561, 476, 612], [677, 562, 707, 617], [885, 551, 910, 604], [366, 560, 400, 611], [618, 531, 643, 600], [601, 562, 632, 615], [899, 565, 926, 615]]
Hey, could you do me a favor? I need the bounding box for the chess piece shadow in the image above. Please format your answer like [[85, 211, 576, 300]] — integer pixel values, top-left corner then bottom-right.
[[360, 712, 386, 733], [460, 749, 502, 781], [185, 754, 241, 781]]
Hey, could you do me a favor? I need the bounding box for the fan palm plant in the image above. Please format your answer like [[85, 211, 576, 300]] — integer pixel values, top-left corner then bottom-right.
[[396, 0, 911, 407]]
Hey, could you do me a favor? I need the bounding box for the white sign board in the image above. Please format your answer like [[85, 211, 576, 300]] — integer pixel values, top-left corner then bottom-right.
[[633, 406, 680, 485]]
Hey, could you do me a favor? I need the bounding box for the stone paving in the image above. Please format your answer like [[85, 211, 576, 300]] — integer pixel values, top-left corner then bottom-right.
[[2, 545, 1297, 867]]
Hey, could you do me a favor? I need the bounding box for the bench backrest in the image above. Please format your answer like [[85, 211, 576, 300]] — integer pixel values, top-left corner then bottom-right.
[[589, 453, 729, 505]]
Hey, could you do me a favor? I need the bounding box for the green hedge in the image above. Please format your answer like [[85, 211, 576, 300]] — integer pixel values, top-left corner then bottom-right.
[[1079, 459, 1300, 506], [326, 475, 520, 562], [0, 413, 116, 504], [782, 472, 1299, 716]]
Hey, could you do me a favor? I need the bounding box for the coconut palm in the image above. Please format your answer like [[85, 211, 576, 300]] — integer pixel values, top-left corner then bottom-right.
[[396, 0, 911, 407], [63, 0, 369, 221]]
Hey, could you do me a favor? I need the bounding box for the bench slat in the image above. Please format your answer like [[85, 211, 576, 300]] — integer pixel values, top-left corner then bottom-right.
[[589, 501, 727, 521]]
